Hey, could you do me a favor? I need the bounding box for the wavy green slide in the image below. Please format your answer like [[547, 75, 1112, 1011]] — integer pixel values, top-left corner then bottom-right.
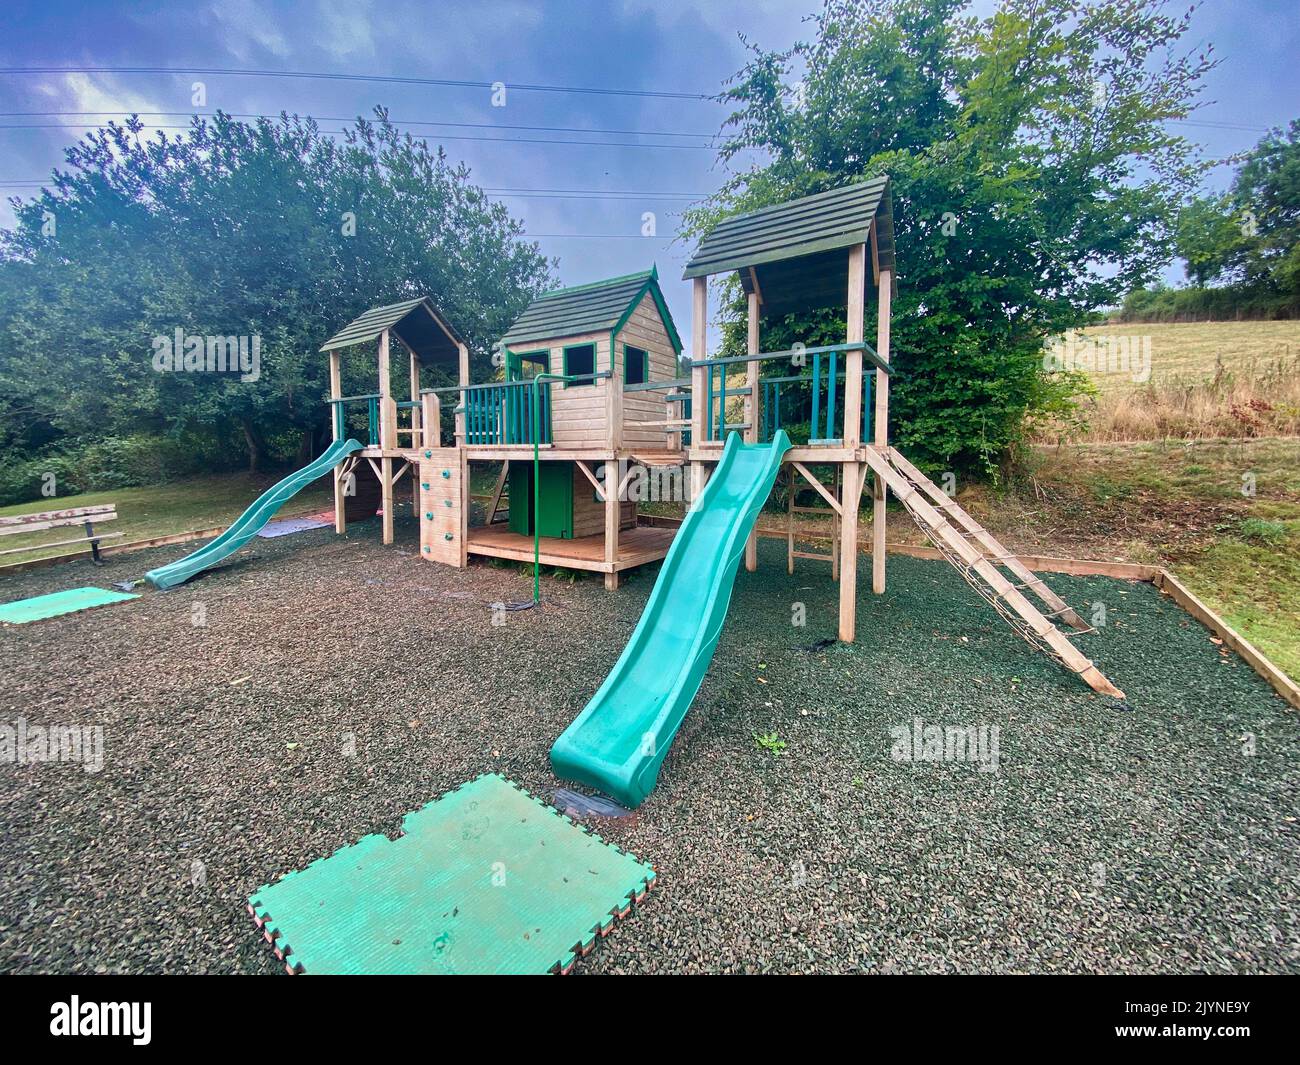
[[145, 438, 362, 590], [550, 430, 792, 808]]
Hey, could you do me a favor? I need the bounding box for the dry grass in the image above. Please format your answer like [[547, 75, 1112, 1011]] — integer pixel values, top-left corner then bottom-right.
[[1037, 320, 1300, 442]]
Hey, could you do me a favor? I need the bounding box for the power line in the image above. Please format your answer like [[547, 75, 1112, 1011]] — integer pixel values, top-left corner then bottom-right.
[[0, 65, 711, 100], [0, 110, 721, 140], [0, 178, 706, 202], [0, 121, 736, 152]]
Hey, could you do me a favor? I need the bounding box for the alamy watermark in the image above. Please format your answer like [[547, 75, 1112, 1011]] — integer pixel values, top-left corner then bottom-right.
[[152, 328, 261, 382], [890, 717, 1000, 774], [1044, 333, 1151, 384], [1, 717, 104, 773]]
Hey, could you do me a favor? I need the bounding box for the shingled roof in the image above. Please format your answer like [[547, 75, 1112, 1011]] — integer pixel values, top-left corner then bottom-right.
[[319, 296, 463, 364], [502, 267, 683, 354], [683, 178, 895, 318]]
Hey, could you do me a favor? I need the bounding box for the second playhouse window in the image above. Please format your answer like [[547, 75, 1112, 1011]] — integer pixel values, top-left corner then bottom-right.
[[563, 343, 596, 386], [624, 345, 648, 386]]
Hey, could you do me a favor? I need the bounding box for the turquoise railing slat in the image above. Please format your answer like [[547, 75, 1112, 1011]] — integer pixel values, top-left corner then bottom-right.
[[827, 351, 838, 441]]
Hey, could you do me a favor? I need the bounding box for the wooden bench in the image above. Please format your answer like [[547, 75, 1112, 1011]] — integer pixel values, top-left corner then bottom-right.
[[0, 504, 122, 563]]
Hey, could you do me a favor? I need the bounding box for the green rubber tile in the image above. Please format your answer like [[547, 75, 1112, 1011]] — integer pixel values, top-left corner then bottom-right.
[[0, 586, 139, 625], [248, 774, 656, 974]]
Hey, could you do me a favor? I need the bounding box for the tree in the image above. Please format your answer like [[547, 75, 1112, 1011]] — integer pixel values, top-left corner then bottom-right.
[[685, 0, 1214, 470], [1230, 118, 1300, 299], [0, 110, 553, 471], [1174, 194, 1243, 287]]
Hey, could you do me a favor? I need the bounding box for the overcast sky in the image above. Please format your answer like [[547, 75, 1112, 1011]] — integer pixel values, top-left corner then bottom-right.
[[1, 0, 1296, 335]]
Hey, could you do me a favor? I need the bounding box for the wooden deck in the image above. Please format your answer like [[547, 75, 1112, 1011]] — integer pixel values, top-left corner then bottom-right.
[[466, 524, 675, 573]]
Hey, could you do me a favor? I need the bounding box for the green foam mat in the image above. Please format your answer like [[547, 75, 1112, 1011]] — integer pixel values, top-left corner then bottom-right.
[[248, 774, 656, 974], [0, 586, 139, 625]]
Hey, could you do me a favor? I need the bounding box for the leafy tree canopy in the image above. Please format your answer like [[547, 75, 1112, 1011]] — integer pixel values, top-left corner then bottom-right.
[[685, 0, 1214, 471], [0, 109, 553, 469]]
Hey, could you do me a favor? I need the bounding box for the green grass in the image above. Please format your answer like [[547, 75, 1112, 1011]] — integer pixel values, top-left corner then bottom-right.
[[1172, 520, 1300, 680], [0, 471, 335, 563]]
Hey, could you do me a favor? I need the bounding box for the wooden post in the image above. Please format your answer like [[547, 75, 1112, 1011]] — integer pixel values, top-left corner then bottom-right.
[[422, 392, 441, 449], [455, 341, 470, 443], [607, 335, 623, 451], [873, 268, 892, 594], [837, 244, 869, 640], [380, 457, 394, 545], [329, 350, 346, 534], [689, 276, 708, 506], [844, 245, 866, 447], [378, 330, 395, 450], [744, 290, 760, 571], [604, 459, 620, 591], [838, 462, 862, 642], [409, 349, 422, 443]]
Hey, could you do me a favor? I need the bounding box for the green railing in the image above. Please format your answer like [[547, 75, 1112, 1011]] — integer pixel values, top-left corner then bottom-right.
[[760, 366, 872, 445], [695, 342, 886, 444], [329, 393, 381, 446], [456, 380, 552, 445]]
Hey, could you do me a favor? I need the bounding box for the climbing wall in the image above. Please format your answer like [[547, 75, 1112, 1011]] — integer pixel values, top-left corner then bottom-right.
[[419, 448, 467, 567]]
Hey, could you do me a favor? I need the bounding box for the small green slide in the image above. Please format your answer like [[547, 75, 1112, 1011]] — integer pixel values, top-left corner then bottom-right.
[[550, 430, 792, 808], [145, 438, 362, 590]]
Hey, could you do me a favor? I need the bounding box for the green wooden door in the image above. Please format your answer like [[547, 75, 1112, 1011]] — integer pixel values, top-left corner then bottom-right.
[[508, 462, 572, 538]]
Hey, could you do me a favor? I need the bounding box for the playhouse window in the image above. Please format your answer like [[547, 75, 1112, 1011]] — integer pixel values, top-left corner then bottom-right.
[[563, 343, 596, 386], [624, 345, 648, 386]]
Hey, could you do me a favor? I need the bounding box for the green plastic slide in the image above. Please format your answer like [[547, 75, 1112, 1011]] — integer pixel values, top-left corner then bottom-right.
[[550, 430, 792, 807], [144, 438, 362, 590]]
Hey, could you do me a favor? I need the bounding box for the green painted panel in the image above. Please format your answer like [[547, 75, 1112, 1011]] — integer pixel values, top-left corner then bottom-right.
[[508, 462, 572, 539], [248, 774, 655, 975], [0, 586, 139, 625]]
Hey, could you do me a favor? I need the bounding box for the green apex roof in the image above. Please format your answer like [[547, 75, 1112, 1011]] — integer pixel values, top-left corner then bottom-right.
[[502, 267, 683, 354]]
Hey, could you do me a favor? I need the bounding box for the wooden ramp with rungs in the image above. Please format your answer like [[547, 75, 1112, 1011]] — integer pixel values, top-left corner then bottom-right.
[[863, 446, 1124, 699]]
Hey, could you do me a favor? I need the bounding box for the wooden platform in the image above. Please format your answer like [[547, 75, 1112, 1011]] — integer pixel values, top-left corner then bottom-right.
[[467, 525, 675, 574]]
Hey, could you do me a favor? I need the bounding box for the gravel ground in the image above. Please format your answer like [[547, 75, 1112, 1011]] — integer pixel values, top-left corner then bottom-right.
[[1, 516, 1296, 974]]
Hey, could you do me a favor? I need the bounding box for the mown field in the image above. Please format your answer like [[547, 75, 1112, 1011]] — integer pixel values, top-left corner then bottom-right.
[[1040, 320, 1300, 442]]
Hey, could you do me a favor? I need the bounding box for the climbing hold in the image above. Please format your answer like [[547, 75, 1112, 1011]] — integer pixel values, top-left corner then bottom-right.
[[424, 450, 433, 459], [444, 533, 454, 541], [441, 469, 451, 479], [423, 545, 430, 554], [421, 482, 430, 490], [426, 512, 434, 520], [444, 499, 452, 507]]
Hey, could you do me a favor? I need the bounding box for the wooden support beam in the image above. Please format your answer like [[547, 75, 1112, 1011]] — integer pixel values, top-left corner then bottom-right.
[[409, 349, 422, 441], [744, 290, 760, 572], [604, 462, 621, 590], [607, 336, 623, 451], [844, 244, 866, 449], [689, 275, 709, 506], [421, 392, 441, 449], [381, 456, 394, 545], [837, 462, 863, 642], [575, 459, 605, 502], [329, 349, 346, 534], [792, 462, 842, 514], [456, 341, 470, 441], [873, 267, 892, 594]]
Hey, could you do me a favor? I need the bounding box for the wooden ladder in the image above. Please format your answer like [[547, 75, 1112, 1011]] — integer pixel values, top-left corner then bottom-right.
[[862, 446, 1124, 699], [787, 465, 841, 578]]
